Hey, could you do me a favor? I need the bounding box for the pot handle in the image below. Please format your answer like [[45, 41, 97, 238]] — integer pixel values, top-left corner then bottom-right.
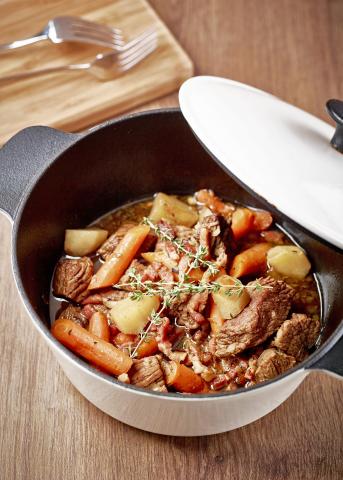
[[306, 334, 343, 380], [0, 126, 82, 220], [326, 99, 343, 154]]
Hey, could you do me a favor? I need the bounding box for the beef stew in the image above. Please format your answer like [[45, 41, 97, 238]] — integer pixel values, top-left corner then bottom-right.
[[51, 190, 321, 394]]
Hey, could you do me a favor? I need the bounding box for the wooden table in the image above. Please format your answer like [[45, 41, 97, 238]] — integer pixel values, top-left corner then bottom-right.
[[1, 1, 342, 479]]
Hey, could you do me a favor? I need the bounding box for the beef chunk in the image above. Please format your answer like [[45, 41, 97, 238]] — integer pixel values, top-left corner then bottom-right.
[[154, 224, 180, 265], [81, 303, 111, 322], [153, 223, 196, 257], [130, 356, 167, 392], [168, 291, 209, 330], [187, 344, 208, 374], [174, 225, 196, 242], [158, 341, 188, 363], [119, 259, 148, 286], [116, 259, 151, 291], [119, 259, 174, 291], [154, 221, 200, 272], [97, 222, 136, 260], [57, 304, 88, 327], [140, 262, 174, 284], [138, 231, 157, 255], [195, 214, 234, 268], [272, 313, 320, 361], [82, 289, 129, 305], [195, 189, 235, 220], [215, 276, 294, 357], [81, 289, 129, 323], [255, 348, 296, 382], [196, 214, 221, 259], [53, 257, 93, 302], [212, 215, 236, 267]]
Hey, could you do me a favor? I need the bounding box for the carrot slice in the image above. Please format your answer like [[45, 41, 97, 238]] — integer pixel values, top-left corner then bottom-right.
[[188, 267, 204, 282], [89, 224, 150, 290], [174, 267, 204, 283], [113, 332, 136, 347], [164, 361, 205, 393], [208, 300, 224, 334], [113, 333, 157, 358], [261, 229, 285, 244], [252, 210, 273, 231], [231, 208, 255, 239], [135, 337, 158, 358], [88, 311, 110, 342], [52, 319, 132, 375], [229, 243, 272, 278]]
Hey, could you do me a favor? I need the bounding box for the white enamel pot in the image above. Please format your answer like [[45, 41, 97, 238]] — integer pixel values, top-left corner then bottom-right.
[[0, 80, 342, 436]]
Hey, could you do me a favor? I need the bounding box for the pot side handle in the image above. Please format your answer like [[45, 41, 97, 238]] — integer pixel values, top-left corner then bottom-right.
[[0, 126, 82, 220], [306, 334, 343, 380]]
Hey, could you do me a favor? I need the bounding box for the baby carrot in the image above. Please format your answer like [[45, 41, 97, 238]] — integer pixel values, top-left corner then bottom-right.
[[52, 319, 132, 375], [229, 242, 272, 278], [88, 311, 110, 342], [113, 332, 136, 347], [135, 337, 158, 359], [231, 208, 255, 240], [88, 224, 150, 290], [164, 361, 205, 393], [252, 210, 273, 231]]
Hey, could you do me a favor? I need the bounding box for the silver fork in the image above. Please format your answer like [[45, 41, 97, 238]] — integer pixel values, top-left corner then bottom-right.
[[0, 16, 125, 51], [0, 29, 157, 85]]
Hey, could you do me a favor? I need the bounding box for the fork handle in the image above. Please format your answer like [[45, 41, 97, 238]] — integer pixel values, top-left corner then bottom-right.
[[0, 63, 90, 86], [0, 32, 48, 52]]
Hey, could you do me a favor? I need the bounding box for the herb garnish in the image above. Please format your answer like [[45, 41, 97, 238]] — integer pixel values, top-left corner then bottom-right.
[[112, 218, 268, 358]]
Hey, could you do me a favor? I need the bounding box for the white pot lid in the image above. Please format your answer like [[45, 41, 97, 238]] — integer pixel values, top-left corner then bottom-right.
[[179, 76, 343, 250]]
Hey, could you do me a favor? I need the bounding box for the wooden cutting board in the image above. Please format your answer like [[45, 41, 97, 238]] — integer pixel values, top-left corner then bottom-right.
[[0, 0, 193, 145]]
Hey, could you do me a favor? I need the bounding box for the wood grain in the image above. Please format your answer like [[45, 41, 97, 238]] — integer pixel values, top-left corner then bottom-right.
[[0, 0, 193, 144], [0, 1, 343, 479]]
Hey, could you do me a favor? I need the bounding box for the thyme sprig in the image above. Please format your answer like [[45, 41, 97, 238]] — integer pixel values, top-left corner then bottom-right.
[[115, 272, 262, 300], [142, 217, 219, 276], [113, 218, 270, 358]]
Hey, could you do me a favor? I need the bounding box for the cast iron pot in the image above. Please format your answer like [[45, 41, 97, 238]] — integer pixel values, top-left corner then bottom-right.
[[0, 109, 342, 436]]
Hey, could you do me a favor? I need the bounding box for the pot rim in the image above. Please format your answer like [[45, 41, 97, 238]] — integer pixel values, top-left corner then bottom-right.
[[11, 107, 343, 401]]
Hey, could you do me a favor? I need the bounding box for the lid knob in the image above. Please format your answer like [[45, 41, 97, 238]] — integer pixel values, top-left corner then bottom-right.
[[326, 99, 343, 154]]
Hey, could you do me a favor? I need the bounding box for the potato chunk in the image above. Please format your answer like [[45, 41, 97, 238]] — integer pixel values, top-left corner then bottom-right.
[[212, 275, 250, 319], [149, 193, 198, 227], [110, 295, 160, 334], [267, 245, 311, 279], [65, 229, 108, 256]]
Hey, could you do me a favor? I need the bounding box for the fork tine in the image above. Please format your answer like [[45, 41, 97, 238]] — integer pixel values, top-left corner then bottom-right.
[[69, 24, 155, 51], [118, 36, 157, 68], [118, 42, 157, 72], [69, 23, 123, 41], [70, 28, 125, 47], [116, 28, 157, 56], [71, 25, 123, 41], [118, 35, 157, 63], [72, 17, 122, 35], [55, 15, 125, 47], [56, 16, 122, 36]]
